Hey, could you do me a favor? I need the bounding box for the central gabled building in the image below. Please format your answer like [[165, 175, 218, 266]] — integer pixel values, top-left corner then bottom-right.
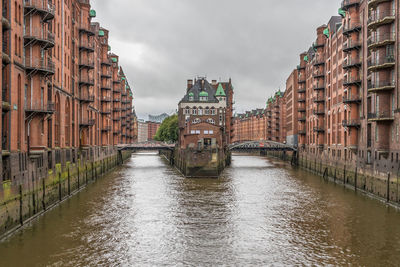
[[178, 78, 229, 149]]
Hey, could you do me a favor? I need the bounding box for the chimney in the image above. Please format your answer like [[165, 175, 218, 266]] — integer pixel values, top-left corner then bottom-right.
[[212, 80, 217, 86], [187, 80, 193, 91]]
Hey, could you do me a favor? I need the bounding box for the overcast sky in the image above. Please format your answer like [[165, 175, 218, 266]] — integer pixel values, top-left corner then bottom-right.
[[91, 0, 340, 119]]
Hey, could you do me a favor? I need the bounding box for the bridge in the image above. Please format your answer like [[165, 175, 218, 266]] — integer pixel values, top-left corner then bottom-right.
[[228, 140, 296, 151], [117, 142, 175, 151]]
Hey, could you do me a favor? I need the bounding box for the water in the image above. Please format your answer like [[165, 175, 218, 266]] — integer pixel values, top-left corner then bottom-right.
[[1, 153, 400, 266]]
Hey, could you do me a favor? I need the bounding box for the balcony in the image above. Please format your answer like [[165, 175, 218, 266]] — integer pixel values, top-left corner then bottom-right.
[[368, 111, 394, 122], [113, 117, 121, 121], [80, 119, 95, 127], [341, 0, 360, 10], [368, 0, 394, 8], [298, 97, 306, 103], [313, 84, 325, 91], [24, 0, 55, 21], [114, 98, 121, 102], [367, 80, 395, 93], [79, 76, 94, 86], [343, 23, 362, 36], [313, 71, 325, 78], [79, 40, 95, 52], [79, 93, 95, 103], [313, 127, 325, 133], [367, 33, 396, 49], [343, 57, 361, 69], [342, 119, 361, 128], [368, 56, 395, 71], [2, 15, 11, 30], [101, 126, 112, 132], [79, 59, 95, 69], [2, 40, 10, 65], [313, 41, 325, 49], [113, 130, 120, 135], [343, 76, 361, 86], [298, 77, 306, 84], [101, 83, 112, 90], [298, 129, 306, 135], [25, 101, 55, 114], [113, 107, 121, 112], [343, 39, 362, 52], [25, 59, 55, 75], [101, 58, 113, 66], [101, 70, 112, 78], [313, 109, 325, 115], [101, 96, 112, 102], [313, 96, 325, 103], [78, 23, 95, 36], [101, 109, 111, 115], [298, 88, 306, 93], [298, 107, 306, 112], [24, 29, 55, 49], [343, 95, 362, 104], [313, 56, 325, 66], [368, 10, 395, 29]]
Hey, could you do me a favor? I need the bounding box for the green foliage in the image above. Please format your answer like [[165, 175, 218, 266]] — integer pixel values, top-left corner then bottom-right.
[[154, 114, 178, 142]]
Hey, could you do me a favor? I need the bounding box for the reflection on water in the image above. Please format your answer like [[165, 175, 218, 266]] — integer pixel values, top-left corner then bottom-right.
[[0, 153, 400, 266]]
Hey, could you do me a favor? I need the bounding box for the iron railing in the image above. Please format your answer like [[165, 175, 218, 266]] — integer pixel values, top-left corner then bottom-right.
[[367, 32, 396, 47], [368, 9, 395, 25], [25, 101, 55, 112], [367, 56, 395, 68], [367, 80, 395, 90]]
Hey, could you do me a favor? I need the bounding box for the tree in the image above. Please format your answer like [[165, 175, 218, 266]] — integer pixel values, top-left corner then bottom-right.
[[154, 114, 178, 143]]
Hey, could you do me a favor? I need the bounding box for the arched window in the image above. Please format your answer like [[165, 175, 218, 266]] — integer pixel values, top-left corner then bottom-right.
[[192, 107, 197, 115], [18, 37, 21, 56], [207, 118, 215, 125], [192, 118, 201, 124], [198, 108, 203, 115], [14, 34, 18, 56]]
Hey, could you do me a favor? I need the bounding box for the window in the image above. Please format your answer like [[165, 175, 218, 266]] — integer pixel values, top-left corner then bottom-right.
[[375, 126, 378, 142], [189, 96, 194, 101], [192, 118, 201, 124], [190, 130, 195, 134], [209, 130, 214, 135], [204, 130, 209, 135], [195, 130, 200, 134], [198, 108, 203, 115], [192, 108, 197, 115], [207, 118, 215, 124]]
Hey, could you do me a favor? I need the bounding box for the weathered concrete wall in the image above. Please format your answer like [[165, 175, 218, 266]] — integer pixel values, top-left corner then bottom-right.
[[173, 148, 231, 178], [264, 150, 400, 206], [0, 149, 132, 238]]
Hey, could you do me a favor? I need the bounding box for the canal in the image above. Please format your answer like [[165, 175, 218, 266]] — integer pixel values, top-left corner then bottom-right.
[[1, 153, 400, 266]]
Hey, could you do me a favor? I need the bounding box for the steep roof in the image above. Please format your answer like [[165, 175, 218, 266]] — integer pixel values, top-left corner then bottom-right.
[[215, 83, 226, 97], [180, 78, 219, 104]]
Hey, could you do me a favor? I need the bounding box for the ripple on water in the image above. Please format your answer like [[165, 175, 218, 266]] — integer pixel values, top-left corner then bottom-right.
[[0, 154, 400, 266]]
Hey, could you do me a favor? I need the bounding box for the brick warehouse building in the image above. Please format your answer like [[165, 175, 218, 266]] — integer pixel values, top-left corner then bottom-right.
[[232, 0, 400, 198], [1, 0, 137, 181], [232, 90, 286, 144]]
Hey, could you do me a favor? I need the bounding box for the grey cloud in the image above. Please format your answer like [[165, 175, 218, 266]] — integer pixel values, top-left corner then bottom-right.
[[91, 0, 340, 119]]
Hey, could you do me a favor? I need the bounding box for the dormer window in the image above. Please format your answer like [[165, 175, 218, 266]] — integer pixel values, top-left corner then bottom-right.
[[199, 91, 208, 101], [188, 92, 194, 101]]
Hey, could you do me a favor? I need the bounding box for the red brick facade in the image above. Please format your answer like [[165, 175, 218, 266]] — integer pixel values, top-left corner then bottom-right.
[[232, 0, 400, 174], [1, 0, 137, 181]]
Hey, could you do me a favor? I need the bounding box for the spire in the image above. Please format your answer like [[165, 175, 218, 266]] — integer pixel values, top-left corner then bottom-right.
[[215, 83, 226, 97]]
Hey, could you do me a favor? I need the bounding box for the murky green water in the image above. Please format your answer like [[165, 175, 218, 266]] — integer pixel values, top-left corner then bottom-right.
[[0, 153, 399, 266]]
